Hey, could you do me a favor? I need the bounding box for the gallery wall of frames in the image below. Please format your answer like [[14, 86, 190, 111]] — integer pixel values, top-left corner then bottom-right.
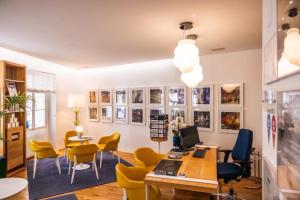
[[87, 83, 244, 133]]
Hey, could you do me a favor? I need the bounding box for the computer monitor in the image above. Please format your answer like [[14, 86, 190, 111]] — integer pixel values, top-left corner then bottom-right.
[[180, 126, 201, 149]]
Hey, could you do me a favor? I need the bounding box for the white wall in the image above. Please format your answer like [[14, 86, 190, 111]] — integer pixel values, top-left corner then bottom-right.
[[74, 49, 262, 154]]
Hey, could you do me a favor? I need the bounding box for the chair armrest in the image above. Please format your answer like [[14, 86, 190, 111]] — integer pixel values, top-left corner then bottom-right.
[[219, 149, 232, 163]]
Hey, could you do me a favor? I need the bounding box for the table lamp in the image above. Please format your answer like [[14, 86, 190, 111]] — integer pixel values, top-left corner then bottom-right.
[[67, 94, 85, 126], [75, 125, 83, 138]]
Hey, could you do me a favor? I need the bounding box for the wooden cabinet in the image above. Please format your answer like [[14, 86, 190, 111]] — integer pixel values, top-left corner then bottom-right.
[[0, 61, 26, 171]]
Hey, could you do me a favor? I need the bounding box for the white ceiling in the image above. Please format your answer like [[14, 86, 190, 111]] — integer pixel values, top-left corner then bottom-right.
[[0, 0, 262, 69]]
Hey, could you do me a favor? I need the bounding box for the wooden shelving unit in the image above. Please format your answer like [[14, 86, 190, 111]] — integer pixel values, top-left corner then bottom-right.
[[0, 60, 26, 171]]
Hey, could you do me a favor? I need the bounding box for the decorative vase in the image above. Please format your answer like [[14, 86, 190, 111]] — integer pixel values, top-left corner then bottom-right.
[[173, 135, 181, 147]]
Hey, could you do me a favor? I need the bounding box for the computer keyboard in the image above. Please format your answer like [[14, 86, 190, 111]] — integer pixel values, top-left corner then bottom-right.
[[193, 149, 206, 158]]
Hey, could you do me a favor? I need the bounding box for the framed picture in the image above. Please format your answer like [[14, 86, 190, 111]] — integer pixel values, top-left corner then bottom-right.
[[169, 107, 187, 122], [6, 82, 17, 97], [100, 89, 112, 105], [130, 88, 145, 105], [193, 109, 213, 132], [100, 106, 113, 123], [218, 84, 243, 107], [130, 107, 145, 125], [148, 87, 164, 106], [168, 86, 186, 106], [192, 84, 213, 107], [114, 106, 128, 124], [88, 90, 98, 105], [218, 109, 243, 133], [147, 106, 165, 124], [88, 106, 99, 122], [115, 89, 128, 105]]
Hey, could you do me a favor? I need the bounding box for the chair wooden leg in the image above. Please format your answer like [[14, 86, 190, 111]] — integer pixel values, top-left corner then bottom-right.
[[94, 154, 99, 180], [33, 153, 38, 179], [100, 151, 103, 169], [71, 157, 77, 184], [56, 157, 61, 175], [68, 160, 71, 175]]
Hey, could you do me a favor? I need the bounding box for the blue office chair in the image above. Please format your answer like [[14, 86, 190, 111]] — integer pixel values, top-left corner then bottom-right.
[[217, 129, 253, 197]]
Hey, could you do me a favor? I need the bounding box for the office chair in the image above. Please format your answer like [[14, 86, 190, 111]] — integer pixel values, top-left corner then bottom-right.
[[216, 129, 253, 198]]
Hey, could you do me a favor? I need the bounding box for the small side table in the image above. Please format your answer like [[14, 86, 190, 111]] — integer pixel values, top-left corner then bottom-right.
[[0, 178, 28, 199], [68, 135, 94, 170]]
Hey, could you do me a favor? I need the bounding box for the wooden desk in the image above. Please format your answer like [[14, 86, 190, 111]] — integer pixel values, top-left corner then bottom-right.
[[144, 146, 219, 199]]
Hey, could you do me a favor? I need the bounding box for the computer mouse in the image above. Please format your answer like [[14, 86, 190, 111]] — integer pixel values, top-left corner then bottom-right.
[[168, 153, 181, 159]]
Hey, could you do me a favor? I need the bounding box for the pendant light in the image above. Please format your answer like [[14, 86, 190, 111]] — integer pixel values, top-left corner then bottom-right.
[[173, 22, 200, 73], [282, 28, 300, 66], [181, 64, 204, 88]]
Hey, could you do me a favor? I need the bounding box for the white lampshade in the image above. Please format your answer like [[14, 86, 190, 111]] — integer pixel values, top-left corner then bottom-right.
[[75, 125, 83, 133], [173, 39, 200, 73], [282, 28, 300, 67], [181, 64, 204, 88], [67, 94, 85, 108]]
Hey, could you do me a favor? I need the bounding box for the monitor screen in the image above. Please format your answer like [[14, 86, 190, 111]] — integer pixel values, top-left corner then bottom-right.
[[180, 126, 201, 148]]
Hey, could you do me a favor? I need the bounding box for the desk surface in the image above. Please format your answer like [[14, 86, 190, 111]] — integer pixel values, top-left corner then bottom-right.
[[144, 146, 218, 194]]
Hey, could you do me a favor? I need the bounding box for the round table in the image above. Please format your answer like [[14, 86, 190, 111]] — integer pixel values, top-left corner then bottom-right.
[[0, 178, 28, 199], [68, 135, 94, 170]]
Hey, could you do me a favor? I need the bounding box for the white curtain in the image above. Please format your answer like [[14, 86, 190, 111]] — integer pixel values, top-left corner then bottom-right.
[[26, 70, 55, 92]]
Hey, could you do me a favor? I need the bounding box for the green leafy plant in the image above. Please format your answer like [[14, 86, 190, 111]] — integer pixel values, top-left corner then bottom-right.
[[5, 92, 34, 112]]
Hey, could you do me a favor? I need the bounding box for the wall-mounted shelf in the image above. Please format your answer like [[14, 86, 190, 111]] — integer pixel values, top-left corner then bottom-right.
[[4, 79, 25, 83]]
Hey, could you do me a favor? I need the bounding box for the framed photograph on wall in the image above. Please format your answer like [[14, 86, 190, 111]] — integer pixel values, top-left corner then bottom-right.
[[169, 107, 187, 122], [192, 84, 213, 107], [168, 86, 186, 106], [147, 106, 165, 125], [88, 106, 99, 122], [148, 87, 164, 106], [130, 88, 145, 105], [88, 90, 98, 105], [130, 107, 145, 125], [114, 106, 128, 124], [115, 89, 128, 105], [218, 109, 243, 133], [192, 108, 213, 132], [218, 83, 243, 107], [100, 89, 112, 105], [100, 106, 113, 123]]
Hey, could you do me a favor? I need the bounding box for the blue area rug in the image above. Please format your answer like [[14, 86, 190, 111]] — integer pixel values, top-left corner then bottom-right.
[[47, 193, 77, 200], [27, 152, 131, 200]]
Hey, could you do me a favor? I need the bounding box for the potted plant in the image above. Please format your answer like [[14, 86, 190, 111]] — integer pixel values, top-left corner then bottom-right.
[[5, 92, 33, 112], [170, 115, 186, 147]]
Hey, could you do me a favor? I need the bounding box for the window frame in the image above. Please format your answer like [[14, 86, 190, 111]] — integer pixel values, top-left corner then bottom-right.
[[26, 90, 49, 130]]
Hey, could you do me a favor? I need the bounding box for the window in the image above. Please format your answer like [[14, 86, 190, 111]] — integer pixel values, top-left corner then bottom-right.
[[26, 91, 47, 129]]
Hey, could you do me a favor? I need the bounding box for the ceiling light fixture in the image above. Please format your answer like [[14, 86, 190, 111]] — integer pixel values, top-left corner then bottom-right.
[[173, 21, 204, 88]]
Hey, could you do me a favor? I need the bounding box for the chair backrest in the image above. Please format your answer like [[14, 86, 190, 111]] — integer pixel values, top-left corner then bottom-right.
[[70, 144, 98, 163], [134, 147, 159, 166], [64, 131, 77, 146], [105, 132, 120, 151], [231, 129, 253, 162], [29, 139, 45, 152]]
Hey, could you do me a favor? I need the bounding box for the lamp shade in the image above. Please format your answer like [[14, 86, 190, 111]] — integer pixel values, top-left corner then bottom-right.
[[173, 39, 200, 73], [282, 28, 300, 67], [67, 94, 85, 108], [181, 64, 204, 88], [75, 125, 83, 133]]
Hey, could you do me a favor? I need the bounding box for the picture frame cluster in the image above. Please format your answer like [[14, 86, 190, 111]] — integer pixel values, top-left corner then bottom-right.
[[87, 83, 244, 133]]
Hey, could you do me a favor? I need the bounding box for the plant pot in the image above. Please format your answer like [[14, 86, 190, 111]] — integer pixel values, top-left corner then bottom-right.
[[173, 135, 181, 147]]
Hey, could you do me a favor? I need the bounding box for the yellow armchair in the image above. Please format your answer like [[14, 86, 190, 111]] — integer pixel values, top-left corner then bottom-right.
[[134, 147, 164, 172], [29, 139, 61, 179], [116, 163, 160, 200], [64, 131, 88, 157], [98, 132, 121, 168], [67, 144, 99, 184]]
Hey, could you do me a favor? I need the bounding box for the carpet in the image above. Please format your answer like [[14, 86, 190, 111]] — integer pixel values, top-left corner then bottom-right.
[[27, 152, 131, 200], [47, 193, 77, 200]]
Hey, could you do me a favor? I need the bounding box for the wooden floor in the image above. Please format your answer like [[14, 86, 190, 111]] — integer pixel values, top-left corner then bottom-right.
[[7, 151, 262, 200]]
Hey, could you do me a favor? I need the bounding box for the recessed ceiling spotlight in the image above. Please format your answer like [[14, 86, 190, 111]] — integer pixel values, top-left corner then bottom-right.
[[289, 0, 294, 4], [192, 13, 196, 18], [281, 17, 285, 21]]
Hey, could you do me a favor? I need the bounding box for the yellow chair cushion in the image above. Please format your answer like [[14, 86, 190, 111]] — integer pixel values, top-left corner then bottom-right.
[[29, 139, 59, 159], [134, 147, 164, 169]]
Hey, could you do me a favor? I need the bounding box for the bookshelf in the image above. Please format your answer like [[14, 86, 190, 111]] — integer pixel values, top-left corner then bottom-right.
[[0, 60, 26, 171]]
